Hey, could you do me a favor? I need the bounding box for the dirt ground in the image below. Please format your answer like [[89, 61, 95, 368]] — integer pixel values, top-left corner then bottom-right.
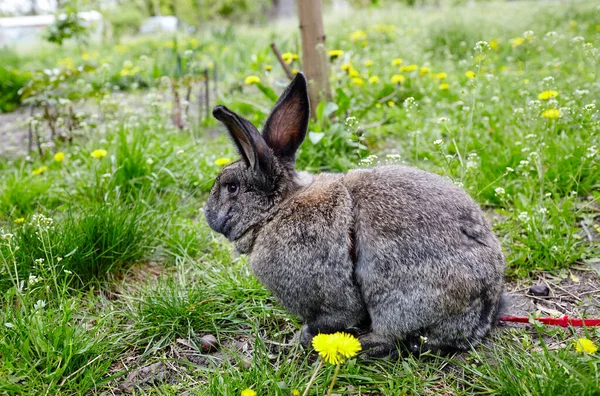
[[0, 107, 31, 157]]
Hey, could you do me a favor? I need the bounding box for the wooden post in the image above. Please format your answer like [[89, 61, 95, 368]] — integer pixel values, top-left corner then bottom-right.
[[297, 0, 331, 118]]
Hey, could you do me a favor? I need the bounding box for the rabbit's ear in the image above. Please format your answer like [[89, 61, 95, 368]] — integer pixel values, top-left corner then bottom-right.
[[213, 105, 273, 174], [262, 72, 310, 163]]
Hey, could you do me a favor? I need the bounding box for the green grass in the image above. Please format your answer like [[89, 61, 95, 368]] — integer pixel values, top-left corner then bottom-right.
[[0, 0, 599, 394]]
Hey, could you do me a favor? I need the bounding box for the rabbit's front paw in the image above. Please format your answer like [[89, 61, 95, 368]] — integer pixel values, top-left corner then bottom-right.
[[300, 324, 315, 348]]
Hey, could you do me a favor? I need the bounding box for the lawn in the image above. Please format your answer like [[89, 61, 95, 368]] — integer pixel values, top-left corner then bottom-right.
[[0, 1, 599, 394]]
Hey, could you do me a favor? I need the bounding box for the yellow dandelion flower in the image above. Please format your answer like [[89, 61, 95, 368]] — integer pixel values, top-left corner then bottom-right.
[[352, 77, 364, 86], [291, 390, 300, 396], [264, 64, 273, 71], [15, 218, 25, 224], [341, 63, 352, 72], [511, 37, 524, 47], [292, 68, 299, 75], [215, 157, 232, 166], [538, 90, 558, 100], [349, 68, 360, 77], [439, 83, 450, 90], [240, 389, 257, 396], [490, 39, 499, 50], [54, 152, 65, 162], [328, 49, 344, 58], [392, 58, 403, 66], [387, 101, 396, 107], [435, 72, 447, 79], [391, 74, 405, 84], [369, 76, 380, 84], [281, 52, 295, 64], [312, 332, 362, 365], [399, 64, 417, 72], [244, 75, 261, 85], [32, 166, 48, 175], [419, 66, 431, 76], [91, 149, 108, 159], [541, 109, 560, 119], [465, 70, 476, 79], [364, 60, 374, 67], [349, 29, 367, 42], [574, 338, 597, 354]]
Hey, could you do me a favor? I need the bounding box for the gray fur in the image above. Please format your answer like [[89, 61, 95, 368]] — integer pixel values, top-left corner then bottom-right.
[[204, 73, 505, 357]]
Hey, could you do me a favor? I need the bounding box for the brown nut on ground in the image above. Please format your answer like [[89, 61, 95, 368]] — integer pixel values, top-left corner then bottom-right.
[[199, 334, 219, 353]]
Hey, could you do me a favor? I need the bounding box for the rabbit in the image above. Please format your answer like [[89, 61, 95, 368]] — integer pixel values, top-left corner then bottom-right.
[[204, 72, 505, 357]]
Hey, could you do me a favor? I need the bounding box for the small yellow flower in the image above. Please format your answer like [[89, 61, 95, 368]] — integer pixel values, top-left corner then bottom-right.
[[244, 75, 261, 85], [538, 90, 558, 100], [281, 52, 295, 64], [349, 29, 367, 42], [264, 64, 273, 71], [511, 37, 524, 47], [32, 166, 48, 175], [574, 338, 597, 354], [14, 218, 25, 224], [120, 69, 129, 77], [541, 109, 560, 119], [364, 60, 374, 67], [54, 152, 65, 162], [387, 101, 396, 107], [215, 157, 232, 166], [328, 49, 344, 58], [490, 39, 499, 50], [419, 66, 431, 76], [391, 74, 405, 84], [292, 68, 299, 75], [369, 76, 380, 84], [351, 77, 364, 86], [291, 390, 300, 396], [312, 332, 362, 365], [91, 149, 108, 159], [435, 72, 447, 79], [465, 70, 476, 79], [240, 389, 257, 396], [349, 69, 360, 77], [400, 64, 417, 72], [392, 58, 403, 66], [438, 83, 450, 90], [375, 103, 382, 108], [341, 63, 352, 72]]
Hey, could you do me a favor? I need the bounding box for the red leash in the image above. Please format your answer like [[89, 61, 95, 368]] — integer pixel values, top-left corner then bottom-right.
[[499, 315, 600, 327]]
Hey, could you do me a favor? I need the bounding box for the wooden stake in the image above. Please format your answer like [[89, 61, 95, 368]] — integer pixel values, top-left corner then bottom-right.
[[298, 0, 332, 118]]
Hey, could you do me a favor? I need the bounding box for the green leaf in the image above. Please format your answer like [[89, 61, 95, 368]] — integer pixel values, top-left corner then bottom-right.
[[308, 132, 325, 145], [255, 83, 278, 103]]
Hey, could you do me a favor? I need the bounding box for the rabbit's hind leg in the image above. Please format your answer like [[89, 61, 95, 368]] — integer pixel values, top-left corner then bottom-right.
[[420, 295, 498, 353]]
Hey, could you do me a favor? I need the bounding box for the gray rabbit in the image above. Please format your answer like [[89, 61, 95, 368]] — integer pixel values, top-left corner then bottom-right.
[[204, 72, 505, 357]]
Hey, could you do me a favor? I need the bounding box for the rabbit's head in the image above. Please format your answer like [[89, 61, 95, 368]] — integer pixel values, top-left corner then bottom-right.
[[204, 72, 310, 247]]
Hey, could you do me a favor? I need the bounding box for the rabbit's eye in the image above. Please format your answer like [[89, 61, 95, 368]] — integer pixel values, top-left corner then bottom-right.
[[226, 183, 239, 196]]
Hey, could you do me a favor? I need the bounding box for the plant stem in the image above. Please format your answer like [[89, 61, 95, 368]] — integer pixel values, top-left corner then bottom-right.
[[302, 359, 324, 396], [326, 364, 341, 396]]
